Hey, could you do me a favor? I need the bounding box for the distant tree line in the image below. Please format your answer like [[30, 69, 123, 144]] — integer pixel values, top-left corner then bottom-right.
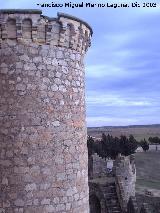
[[87, 133, 149, 159], [148, 136, 160, 144], [140, 139, 149, 152]]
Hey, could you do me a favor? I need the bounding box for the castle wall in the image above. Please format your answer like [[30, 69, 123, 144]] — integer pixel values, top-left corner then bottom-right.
[[90, 153, 113, 179], [114, 155, 136, 212], [0, 10, 92, 213]]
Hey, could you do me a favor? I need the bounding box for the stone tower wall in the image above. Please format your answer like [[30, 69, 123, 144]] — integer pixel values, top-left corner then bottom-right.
[[0, 9, 92, 213]]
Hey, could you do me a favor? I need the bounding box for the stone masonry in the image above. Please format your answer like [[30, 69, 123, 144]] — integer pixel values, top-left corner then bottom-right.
[[88, 152, 136, 213], [114, 155, 136, 212], [89, 153, 113, 179], [0, 9, 92, 213]]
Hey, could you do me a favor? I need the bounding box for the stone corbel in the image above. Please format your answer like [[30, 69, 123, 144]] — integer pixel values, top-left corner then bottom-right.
[[16, 22, 22, 41], [59, 22, 67, 46], [0, 24, 2, 38], [32, 25, 38, 42], [85, 36, 91, 52], [81, 30, 87, 53], [77, 27, 83, 52], [1, 22, 7, 39], [0, 26, 2, 48], [69, 25, 77, 50], [46, 24, 52, 44]]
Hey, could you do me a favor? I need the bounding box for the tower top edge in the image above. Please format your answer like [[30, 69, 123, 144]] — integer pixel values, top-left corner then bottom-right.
[[0, 9, 93, 35], [0, 9, 42, 14], [57, 13, 93, 35]]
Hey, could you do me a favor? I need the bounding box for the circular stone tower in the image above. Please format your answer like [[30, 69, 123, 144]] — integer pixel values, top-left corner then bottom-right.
[[0, 10, 92, 213]]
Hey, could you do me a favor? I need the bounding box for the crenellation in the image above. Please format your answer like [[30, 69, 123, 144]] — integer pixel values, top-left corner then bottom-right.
[[0, 10, 92, 54]]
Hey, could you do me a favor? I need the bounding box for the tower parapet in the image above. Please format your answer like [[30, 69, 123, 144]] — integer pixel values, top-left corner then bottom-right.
[[0, 10, 92, 213], [0, 9, 92, 53]]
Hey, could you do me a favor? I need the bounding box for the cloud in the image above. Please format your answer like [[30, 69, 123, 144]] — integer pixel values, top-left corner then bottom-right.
[[86, 114, 160, 126], [87, 116, 140, 127], [86, 64, 128, 78], [87, 94, 153, 107]]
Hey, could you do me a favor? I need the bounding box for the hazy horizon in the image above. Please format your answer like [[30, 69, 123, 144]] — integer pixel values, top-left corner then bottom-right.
[[87, 123, 160, 128]]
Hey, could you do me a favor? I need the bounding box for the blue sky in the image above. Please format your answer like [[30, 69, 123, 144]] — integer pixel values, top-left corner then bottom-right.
[[1, 0, 160, 127]]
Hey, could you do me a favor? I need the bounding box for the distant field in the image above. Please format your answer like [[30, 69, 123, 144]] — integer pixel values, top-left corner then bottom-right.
[[135, 152, 160, 212], [135, 151, 160, 192], [87, 125, 160, 141]]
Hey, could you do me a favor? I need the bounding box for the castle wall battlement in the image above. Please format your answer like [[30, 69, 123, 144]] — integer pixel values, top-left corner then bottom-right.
[[114, 155, 136, 212], [0, 10, 92, 53]]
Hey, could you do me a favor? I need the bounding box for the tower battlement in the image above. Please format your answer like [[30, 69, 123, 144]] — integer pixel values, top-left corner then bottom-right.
[[0, 9, 92, 53]]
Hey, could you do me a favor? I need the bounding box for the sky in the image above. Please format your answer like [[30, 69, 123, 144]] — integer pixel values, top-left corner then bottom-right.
[[1, 0, 160, 127]]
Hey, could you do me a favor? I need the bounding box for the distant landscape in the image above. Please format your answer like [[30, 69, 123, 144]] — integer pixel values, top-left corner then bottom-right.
[[135, 151, 160, 212], [135, 151, 160, 191], [87, 124, 160, 141], [88, 124, 160, 211]]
